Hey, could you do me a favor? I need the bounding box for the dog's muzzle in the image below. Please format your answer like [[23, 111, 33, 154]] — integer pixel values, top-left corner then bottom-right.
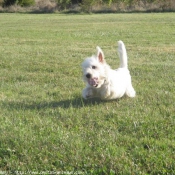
[[87, 77, 98, 87]]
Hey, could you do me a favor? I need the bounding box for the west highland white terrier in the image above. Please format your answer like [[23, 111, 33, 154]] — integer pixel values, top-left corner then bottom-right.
[[82, 40, 136, 100]]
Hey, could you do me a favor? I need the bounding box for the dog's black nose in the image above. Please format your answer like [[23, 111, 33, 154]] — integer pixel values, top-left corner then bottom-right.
[[86, 73, 91, 79]]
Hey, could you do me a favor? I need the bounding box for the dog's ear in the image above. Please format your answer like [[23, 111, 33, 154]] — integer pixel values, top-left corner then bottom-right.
[[96, 46, 105, 63]]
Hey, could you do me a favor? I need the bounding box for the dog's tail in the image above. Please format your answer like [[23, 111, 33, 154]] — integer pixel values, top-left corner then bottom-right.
[[118, 40, 128, 69]]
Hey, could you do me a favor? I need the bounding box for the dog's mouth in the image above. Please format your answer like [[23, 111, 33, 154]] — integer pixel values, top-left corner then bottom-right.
[[88, 78, 98, 87]]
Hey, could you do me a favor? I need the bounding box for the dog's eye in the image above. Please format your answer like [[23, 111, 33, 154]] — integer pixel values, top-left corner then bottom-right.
[[92, 66, 96, 69]]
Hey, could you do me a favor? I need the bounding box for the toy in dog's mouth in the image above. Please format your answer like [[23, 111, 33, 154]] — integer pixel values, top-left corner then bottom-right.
[[88, 77, 98, 87]]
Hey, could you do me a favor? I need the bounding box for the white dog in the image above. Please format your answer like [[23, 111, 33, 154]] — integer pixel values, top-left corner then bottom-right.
[[82, 40, 136, 100]]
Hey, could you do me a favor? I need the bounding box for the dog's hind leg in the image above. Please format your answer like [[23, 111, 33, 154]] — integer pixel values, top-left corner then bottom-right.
[[125, 83, 136, 98], [118, 40, 128, 69]]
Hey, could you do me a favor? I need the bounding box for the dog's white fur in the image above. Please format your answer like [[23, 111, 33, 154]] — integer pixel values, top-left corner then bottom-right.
[[82, 40, 136, 100]]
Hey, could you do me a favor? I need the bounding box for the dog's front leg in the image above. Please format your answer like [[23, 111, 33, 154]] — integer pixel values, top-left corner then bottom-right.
[[82, 86, 94, 99], [100, 86, 111, 100]]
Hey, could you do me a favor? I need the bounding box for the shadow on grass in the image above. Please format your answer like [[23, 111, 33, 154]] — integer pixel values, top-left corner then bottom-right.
[[35, 97, 107, 109], [3, 96, 119, 110]]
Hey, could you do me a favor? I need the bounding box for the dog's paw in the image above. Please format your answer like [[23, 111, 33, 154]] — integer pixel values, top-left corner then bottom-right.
[[82, 88, 93, 99], [126, 88, 136, 98]]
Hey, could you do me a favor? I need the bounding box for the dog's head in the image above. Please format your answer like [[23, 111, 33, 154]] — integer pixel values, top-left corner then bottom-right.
[[82, 47, 109, 88]]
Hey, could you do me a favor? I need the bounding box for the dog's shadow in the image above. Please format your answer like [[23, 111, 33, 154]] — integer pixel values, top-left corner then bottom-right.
[[49, 97, 109, 109], [3, 96, 118, 111]]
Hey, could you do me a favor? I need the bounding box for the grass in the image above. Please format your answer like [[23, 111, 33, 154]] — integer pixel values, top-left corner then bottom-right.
[[0, 13, 175, 174]]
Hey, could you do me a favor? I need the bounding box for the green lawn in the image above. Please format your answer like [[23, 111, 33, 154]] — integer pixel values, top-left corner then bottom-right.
[[0, 13, 175, 174]]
